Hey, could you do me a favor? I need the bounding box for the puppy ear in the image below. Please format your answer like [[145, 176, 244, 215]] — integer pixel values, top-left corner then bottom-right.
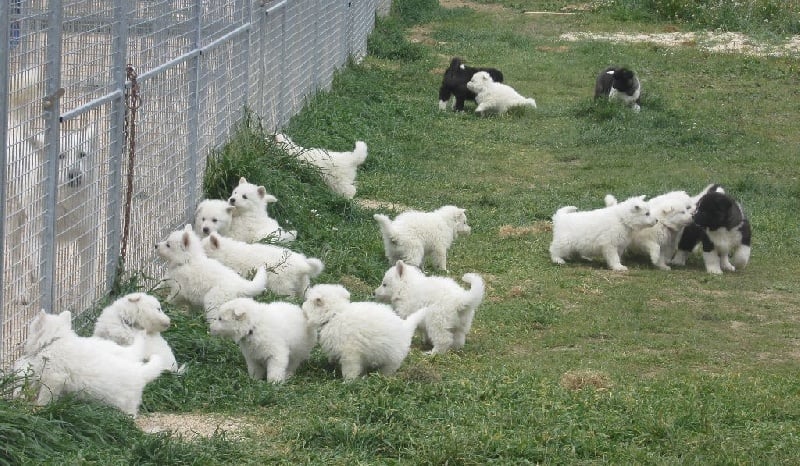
[[233, 307, 247, 320], [183, 224, 193, 232], [209, 233, 220, 249], [726, 200, 743, 226], [239, 177, 247, 185], [59, 310, 72, 323], [182, 231, 192, 249], [127, 293, 142, 304], [314, 297, 324, 307], [396, 260, 405, 276]]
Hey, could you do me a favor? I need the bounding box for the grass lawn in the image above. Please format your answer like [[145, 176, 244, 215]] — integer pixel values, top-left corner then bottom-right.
[[4, 0, 800, 464]]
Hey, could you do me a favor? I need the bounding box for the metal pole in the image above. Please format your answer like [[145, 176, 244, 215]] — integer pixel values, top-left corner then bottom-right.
[[41, 1, 65, 312]]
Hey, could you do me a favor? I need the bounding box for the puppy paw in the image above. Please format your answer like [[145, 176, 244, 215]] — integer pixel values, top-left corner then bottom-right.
[[610, 265, 628, 271], [551, 257, 566, 265]]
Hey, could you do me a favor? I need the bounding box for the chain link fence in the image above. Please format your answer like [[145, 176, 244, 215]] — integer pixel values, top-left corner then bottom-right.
[[1, 0, 390, 367]]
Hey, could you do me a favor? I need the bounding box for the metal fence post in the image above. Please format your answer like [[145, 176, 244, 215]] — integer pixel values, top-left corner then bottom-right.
[[105, 0, 131, 290], [40, 1, 66, 313], [0, 0, 10, 332]]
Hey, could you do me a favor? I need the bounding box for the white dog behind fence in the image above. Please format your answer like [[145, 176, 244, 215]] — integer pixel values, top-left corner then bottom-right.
[[4, 68, 100, 310]]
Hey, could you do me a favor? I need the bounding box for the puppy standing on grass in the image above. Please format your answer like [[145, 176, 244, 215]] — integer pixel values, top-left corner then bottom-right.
[[595, 66, 642, 112], [202, 232, 324, 299], [466, 71, 537, 116], [13, 310, 165, 417], [438, 57, 504, 112], [671, 189, 751, 274], [605, 190, 695, 270], [227, 177, 297, 243], [273, 133, 368, 199], [302, 284, 428, 381], [156, 225, 268, 313], [549, 195, 657, 271], [208, 298, 316, 383], [374, 205, 471, 271], [92, 292, 185, 374], [374, 261, 485, 355]]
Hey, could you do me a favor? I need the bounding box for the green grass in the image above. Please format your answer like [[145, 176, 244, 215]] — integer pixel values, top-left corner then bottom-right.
[[4, 0, 800, 463]]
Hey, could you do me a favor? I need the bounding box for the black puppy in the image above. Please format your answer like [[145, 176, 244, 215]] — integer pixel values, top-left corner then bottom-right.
[[673, 190, 752, 274], [438, 57, 504, 112], [594, 66, 641, 112]]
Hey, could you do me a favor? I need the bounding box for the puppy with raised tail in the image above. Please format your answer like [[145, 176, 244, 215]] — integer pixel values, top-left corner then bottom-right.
[[374, 261, 484, 355], [274, 133, 367, 199], [93, 292, 184, 374], [466, 71, 537, 116], [227, 177, 297, 243], [302, 284, 428, 380], [549, 195, 657, 271], [202, 232, 324, 299], [156, 225, 268, 314], [374, 205, 471, 271], [13, 310, 165, 417], [208, 298, 316, 383]]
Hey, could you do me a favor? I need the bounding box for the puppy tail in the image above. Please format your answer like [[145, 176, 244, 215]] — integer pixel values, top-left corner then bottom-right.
[[461, 273, 485, 311], [373, 214, 395, 239], [141, 355, 167, 383], [352, 141, 368, 165], [306, 258, 325, 278], [604, 194, 618, 207], [554, 206, 579, 218], [403, 306, 429, 335], [245, 265, 269, 296]]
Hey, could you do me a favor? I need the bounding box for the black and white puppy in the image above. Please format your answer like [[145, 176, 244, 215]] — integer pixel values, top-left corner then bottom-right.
[[594, 66, 641, 112], [438, 57, 504, 112], [672, 190, 752, 275]]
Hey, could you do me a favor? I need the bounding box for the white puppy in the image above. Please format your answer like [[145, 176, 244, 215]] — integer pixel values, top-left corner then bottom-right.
[[156, 225, 268, 313], [202, 233, 324, 299], [208, 298, 316, 383], [194, 199, 234, 237], [13, 310, 165, 417], [466, 71, 537, 115], [227, 177, 297, 243], [549, 195, 657, 271], [374, 205, 471, 271], [605, 191, 695, 270], [374, 261, 484, 355], [302, 284, 428, 380], [93, 293, 184, 374], [274, 133, 368, 199]]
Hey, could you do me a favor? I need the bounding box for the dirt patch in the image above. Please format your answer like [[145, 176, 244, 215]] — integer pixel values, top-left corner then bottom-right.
[[560, 369, 613, 391], [498, 222, 551, 238], [439, 0, 510, 14], [136, 413, 262, 440], [355, 199, 411, 212], [560, 31, 800, 57]]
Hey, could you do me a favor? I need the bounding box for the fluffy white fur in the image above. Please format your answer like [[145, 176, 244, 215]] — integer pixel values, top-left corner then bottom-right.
[[202, 233, 324, 299], [194, 199, 234, 237], [466, 71, 537, 115], [156, 224, 268, 313], [93, 292, 184, 374], [374, 205, 471, 271], [549, 195, 657, 271], [208, 298, 316, 383], [227, 177, 297, 243], [302, 284, 428, 380], [374, 261, 484, 355], [605, 190, 695, 270], [5, 69, 99, 306], [274, 133, 368, 199], [13, 310, 165, 417]]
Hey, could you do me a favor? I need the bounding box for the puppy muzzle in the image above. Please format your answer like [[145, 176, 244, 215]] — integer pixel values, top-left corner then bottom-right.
[[67, 169, 83, 188]]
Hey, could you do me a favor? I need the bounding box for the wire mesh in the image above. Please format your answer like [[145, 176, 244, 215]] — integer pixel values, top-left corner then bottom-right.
[[1, 0, 391, 368]]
